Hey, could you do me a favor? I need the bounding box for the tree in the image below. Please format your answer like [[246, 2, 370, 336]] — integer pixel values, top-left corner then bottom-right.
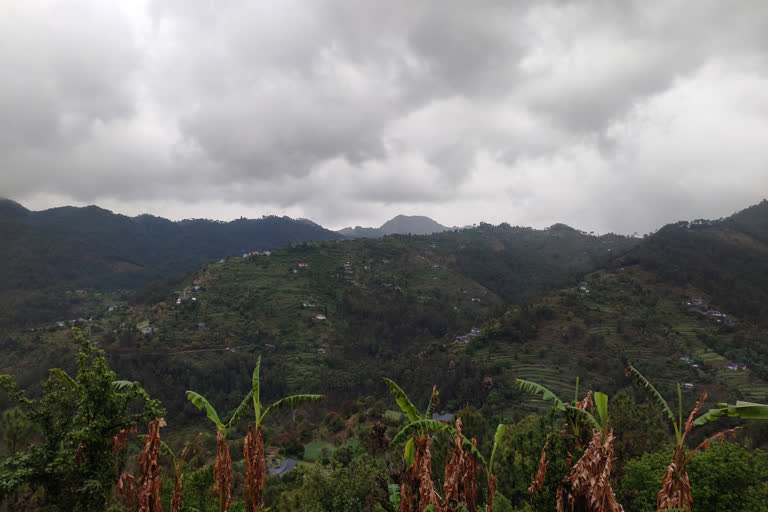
[[0, 407, 36, 456], [0, 328, 163, 511]]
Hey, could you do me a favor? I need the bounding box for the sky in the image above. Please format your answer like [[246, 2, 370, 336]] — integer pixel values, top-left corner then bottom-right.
[[1, 1, 767, 233]]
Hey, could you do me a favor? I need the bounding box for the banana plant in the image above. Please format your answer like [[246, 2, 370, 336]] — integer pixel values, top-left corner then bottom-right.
[[185, 390, 243, 512], [515, 378, 601, 439], [693, 400, 768, 425], [485, 424, 505, 511], [239, 356, 325, 512], [384, 379, 444, 467], [517, 378, 622, 511], [625, 363, 750, 511]]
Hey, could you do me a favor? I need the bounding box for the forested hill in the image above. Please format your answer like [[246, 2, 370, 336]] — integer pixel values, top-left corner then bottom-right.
[[0, 223, 639, 419], [624, 199, 768, 326], [0, 199, 343, 326]]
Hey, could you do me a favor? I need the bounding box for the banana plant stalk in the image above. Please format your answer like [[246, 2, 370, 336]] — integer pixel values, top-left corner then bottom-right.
[[238, 356, 325, 512], [185, 391, 244, 512]]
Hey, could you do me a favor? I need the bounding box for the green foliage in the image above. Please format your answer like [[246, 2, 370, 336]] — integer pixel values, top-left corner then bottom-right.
[[186, 391, 226, 432], [514, 379, 565, 411], [383, 378, 422, 423], [620, 442, 768, 512], [0, 328, 163, 510], [0, 407, 36, 456], [694, 400, 768, 426], [286, 454, 389, 511], [626, 363, 680, 442]]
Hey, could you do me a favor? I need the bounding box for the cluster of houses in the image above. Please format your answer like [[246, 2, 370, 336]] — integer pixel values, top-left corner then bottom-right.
[[344, 262, 353, 280], [176, 287, 200, 305], [679, 355, 700, 368], [455, 327, 481, 343], [683, 297, 733, 324], [242, 250, 271, 258], [681, 353, 747, 373], [578, 282, 591, 294], [55, 318, 91, 328]]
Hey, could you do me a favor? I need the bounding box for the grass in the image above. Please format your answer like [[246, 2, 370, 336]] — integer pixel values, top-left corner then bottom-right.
[[303, 441, 336, 462]]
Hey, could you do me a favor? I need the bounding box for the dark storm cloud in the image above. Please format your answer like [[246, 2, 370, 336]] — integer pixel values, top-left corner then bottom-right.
[[1, 0, 768, 232]]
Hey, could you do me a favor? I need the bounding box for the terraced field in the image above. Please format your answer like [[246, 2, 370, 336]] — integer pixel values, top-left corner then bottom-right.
[[470, 267, 768, 405]]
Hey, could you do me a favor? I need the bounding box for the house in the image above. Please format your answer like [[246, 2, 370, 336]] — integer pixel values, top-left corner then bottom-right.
[[107, 305, 117, 312], [140, 327, 157, 334], [737, 362, 747, 370], [318, 348, 326, 354], [470, 327, 481, 336], [269, 458, 297, 477], [727, 363, 739, 371], [682, 383, 694, 389], [265, 343, 275, 348], [680, 356, 692, 363], [315, 314, 326, 320], [197, 323, 206, 329], [302, 302, 316, 308], [297, 263, 309, 269]]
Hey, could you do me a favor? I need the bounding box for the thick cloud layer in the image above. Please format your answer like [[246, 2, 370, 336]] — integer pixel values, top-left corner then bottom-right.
[[2, 0, 767, 232]]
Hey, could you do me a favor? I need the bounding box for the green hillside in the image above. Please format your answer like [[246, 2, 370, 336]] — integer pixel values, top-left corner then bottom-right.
[[0, 200, 343, 328], [473, 266, 768, 407], [625, 199, 768, 327], [0, 224, 637, 421]]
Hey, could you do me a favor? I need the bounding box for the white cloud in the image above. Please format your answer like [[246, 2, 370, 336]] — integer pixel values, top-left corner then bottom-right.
[[1, 0, 767, 233]]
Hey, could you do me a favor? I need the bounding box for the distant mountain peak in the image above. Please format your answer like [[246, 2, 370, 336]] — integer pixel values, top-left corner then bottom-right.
[[338, 214, 450, 238]]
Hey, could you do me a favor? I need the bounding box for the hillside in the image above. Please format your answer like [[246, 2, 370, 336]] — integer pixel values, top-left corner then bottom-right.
[[338, 214, 451, 237], [0, 223, 637, 419], [624, 199, 768, 326], [475, 266, 768, 407], [3, 202, 768, 427], [0, 200, 342, 327]]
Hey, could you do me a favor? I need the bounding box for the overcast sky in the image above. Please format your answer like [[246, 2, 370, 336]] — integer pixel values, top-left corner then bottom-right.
[[1, 1, 767, 233]]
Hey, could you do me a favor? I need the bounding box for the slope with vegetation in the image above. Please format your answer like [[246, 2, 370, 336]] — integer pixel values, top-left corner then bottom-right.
[[0, 198, 342, 327]]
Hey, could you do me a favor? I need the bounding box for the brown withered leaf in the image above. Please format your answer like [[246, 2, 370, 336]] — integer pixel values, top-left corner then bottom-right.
[[212, 430, 233, 512], [561, 429, 623, 512], [244, 424, 266, 512]]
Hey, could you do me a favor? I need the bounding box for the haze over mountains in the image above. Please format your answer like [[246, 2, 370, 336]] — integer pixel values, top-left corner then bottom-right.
[[337, 214, 452, 238]]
